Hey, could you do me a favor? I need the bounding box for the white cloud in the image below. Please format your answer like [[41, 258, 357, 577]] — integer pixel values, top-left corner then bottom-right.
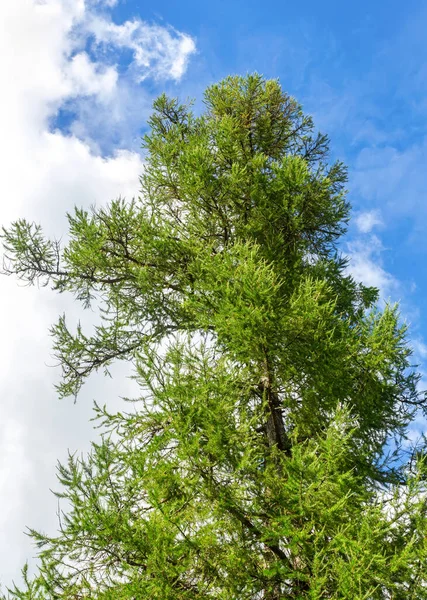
[[354, 210, 383, 234], [66, 52, 118, 100], [346, 235, 397, 298], [0, 0, 195, 589], [87, 16, 197, 81]]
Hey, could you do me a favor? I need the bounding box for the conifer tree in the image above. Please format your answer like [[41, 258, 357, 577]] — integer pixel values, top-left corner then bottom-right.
[[2, 74, 427, 599]]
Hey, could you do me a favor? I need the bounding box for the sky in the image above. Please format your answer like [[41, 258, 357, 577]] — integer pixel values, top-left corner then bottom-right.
[[1, 0, 427, 589]]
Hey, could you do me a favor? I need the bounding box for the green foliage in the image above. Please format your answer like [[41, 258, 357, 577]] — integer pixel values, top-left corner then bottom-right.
[[1, 74, 427, 598]]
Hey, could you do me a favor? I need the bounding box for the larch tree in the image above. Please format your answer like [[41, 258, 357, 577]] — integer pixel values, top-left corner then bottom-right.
[[1, 74, 427, 599]]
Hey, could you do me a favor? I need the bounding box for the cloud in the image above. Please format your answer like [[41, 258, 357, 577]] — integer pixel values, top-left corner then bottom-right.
[[0, 0, 196, 588], [354, 210, 383, 234], [87, 15, 196, 82], [0, 0, 196, 152], [345, 235, 397, 298], [66, 52, 118, 100], [61, 11, 196, 150]]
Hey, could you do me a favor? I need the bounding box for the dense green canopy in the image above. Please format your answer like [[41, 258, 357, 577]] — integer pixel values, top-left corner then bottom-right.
[[1, 74, 427, 599]]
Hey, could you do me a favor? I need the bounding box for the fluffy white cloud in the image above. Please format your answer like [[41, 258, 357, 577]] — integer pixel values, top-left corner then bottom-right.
[[345, 235, 397, 298], [66, 52, 118, 100], [87, 15, 196, 81], [354, 210, 383, 234], [0, 0, 195, 588]]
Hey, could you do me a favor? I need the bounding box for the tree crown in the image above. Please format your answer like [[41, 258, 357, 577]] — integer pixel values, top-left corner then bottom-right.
[[1, 74, 426, 599]]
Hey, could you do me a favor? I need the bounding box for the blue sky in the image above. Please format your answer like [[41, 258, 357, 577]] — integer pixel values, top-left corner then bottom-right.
[[1, 0, 427, 589]]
